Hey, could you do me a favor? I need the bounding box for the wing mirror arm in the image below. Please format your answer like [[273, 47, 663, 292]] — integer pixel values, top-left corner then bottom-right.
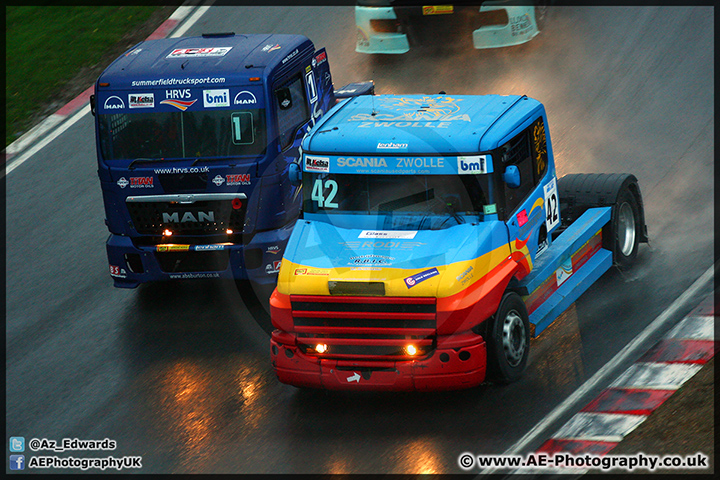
[[288, 162, 302, 187]]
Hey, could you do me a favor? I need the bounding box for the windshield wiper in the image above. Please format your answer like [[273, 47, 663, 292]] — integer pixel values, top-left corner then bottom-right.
[[128, 158, 163, 170], [441, 199, 466, 228], [191, 157, 234, 167]]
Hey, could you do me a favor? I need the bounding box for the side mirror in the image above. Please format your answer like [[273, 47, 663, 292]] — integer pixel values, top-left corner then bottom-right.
[[288, 162, 302, 186], [90, 94, 96, 117], [334, 81, 375, 99], [503, 165, 521, 188]]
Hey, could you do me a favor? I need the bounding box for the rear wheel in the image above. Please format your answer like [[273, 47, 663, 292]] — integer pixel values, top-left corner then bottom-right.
[[609, 186, 641, 268], [557, 173, 647, 269], [485, 292, 530, 383]]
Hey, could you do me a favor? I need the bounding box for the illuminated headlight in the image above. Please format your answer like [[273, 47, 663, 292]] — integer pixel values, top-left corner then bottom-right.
[[163, 229, 173, 237], [315, 344, 329, 354], [405, 345, 418, 356], [226, 229, 234, 235]]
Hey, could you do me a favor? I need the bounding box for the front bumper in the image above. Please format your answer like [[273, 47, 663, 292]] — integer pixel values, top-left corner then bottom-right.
[[105, 223, 294, 288], [472, 4, 540, 49], [355, 4, 540, 54], [270, 330, 486, 391], [355, 6, 409, 54]]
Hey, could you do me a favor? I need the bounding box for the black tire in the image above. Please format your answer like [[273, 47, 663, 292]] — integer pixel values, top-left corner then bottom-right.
[[485, 292, 531, 384], [608, 185, 641, 268], [557, 173, 647, 268]]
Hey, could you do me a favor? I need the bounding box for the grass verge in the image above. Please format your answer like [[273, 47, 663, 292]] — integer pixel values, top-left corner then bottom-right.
[[6, 5, 165, 146]]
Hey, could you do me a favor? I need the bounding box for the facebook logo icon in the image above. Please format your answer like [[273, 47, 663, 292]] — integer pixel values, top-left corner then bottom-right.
[[9, 437, 24, 452], [9, 455, 25, 470]]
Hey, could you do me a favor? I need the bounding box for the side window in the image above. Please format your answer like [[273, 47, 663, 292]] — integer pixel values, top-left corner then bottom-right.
[[274, 75, 310, 150], [501, 127, 536, 213], [530, 117, 548, 180]]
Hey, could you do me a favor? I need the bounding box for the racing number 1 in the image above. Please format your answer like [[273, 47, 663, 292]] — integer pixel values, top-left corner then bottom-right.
[[305, 71, 317, 104], [311, 178, 338, 208]]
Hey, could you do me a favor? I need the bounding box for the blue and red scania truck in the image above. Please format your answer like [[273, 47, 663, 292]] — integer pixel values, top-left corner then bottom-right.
[[91, 33, 362, 289], [270, 93, 648, 391]]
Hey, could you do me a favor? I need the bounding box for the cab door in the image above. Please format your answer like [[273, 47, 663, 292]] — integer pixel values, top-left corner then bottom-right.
[[500, 116, 552, 277]]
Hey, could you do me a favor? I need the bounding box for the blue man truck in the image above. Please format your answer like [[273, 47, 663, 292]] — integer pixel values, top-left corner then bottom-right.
[[90, 33, 340, 288], [270, 94, 648, 391]]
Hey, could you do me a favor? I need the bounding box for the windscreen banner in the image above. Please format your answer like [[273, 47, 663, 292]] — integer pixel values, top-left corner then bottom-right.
[[98, 86, 265, 114], [303, 153, 494, 175]]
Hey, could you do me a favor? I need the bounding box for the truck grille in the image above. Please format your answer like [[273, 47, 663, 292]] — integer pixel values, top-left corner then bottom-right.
[[155, 250, 230, 273], [157, 173, 208, 193], [127, 200, 246, 235], [290, 295, 437, 359]]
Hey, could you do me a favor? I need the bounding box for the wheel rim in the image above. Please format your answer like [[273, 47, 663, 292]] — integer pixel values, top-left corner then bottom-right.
[[502, 309, 527, 367], [617, 202, 636, 256]]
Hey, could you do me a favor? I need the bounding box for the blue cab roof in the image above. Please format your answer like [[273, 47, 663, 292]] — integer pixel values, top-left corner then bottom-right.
[[303, 94, 545, 154], [98, 33, 314, 89]]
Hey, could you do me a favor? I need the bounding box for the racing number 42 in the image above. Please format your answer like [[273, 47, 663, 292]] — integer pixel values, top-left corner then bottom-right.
[[544, 177, 560, 230], [311, 178, 338, 208]]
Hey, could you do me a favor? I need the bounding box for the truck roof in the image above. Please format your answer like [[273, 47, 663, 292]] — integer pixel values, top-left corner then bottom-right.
[[304, 94, 544, 154], [98, 33, 314, 88]]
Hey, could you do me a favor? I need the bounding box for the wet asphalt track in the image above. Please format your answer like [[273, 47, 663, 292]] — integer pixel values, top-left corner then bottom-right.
[[5, 6, 713, 473]]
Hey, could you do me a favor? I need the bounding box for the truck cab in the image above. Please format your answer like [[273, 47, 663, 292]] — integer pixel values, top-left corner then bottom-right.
[[270, 94, 647, 391], [91, 33, 335, 288]]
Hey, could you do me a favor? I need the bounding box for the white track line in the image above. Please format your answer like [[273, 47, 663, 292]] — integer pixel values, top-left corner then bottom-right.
[[4, 105, 90, 177], [170, 5, 212, 38], [479, 262, 714, 475]]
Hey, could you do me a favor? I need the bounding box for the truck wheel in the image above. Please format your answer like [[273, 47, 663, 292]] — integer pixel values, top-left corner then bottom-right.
[[485, 292, 530, 383], [557, 173, 647, 268], [609, 186, 640, 268]]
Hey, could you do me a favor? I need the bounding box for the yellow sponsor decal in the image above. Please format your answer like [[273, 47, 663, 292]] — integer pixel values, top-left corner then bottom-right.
[[278, 243, 512, 298], [423, 5, 454, 15], [294, 268, 330, 276], [157, 245, 190, 252]]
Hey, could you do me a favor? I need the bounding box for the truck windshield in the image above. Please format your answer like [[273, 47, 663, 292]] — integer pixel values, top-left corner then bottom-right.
[[303, 173, 493, 229], [98, 108, 267, 161]]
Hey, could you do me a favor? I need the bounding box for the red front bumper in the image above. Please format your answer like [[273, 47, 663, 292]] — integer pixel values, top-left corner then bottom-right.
[[270, 330, 487, 391]]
